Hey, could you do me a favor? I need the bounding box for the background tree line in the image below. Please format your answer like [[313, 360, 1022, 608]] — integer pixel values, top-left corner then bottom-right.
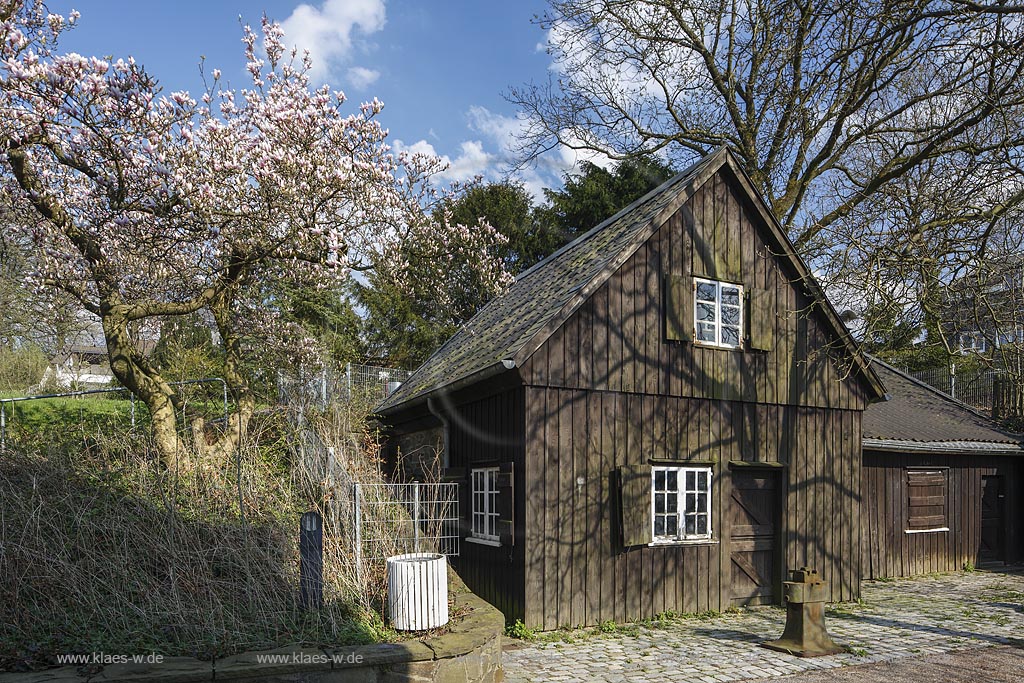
[[6, 0, 1024, 443]]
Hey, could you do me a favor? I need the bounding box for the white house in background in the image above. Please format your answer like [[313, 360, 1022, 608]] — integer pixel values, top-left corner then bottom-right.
[[40, 311, 159, 389]]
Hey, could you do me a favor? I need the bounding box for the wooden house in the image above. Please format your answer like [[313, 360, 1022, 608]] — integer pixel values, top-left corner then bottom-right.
[[861, 358, 1024, 578], [377, 147, 886, 629]]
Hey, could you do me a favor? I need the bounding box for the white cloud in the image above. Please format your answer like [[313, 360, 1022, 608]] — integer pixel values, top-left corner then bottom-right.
[[466, 105, 615, 198], [394, 138, 493, 184], [397, 106, 619, 200], [394, 138, 439, 158], [440, 141, 493, 183], [280, 0, 386, 86], [346, 66, 380, 89], [467, 105, 526, 149]]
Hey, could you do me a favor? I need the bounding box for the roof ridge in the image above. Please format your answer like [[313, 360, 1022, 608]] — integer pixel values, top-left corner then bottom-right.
[[379, 146, 885, 414], [510, 149, 722, 283]]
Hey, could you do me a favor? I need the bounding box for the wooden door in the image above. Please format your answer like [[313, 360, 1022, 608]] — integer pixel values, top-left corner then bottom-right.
[[729, 470, 780, 606], [979, 475, 1005, 565]]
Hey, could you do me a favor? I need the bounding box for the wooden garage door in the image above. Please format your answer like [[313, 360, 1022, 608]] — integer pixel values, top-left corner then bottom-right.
[[979, 475, 1005, 565], [729, 470, 779, 606]]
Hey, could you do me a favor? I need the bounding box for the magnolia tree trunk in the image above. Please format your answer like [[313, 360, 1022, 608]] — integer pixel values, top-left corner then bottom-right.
[[185, 288, 256, 464], [104, 305, 251, 469], [103, 313, 191, 467]]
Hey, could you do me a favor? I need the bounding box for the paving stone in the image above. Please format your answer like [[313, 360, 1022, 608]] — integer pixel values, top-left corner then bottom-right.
[[503, 569, 1024, 683]]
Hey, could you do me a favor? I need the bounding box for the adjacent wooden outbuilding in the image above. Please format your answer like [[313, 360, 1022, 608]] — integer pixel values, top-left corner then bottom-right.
[[378, 148, 886, 629], [861, 359, 1024, 578]]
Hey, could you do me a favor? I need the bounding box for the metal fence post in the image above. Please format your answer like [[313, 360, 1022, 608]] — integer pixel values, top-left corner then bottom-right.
[[413, 482, 421, 553], [1, 402, 6, 452], [130, 395, 136, 430], [321, 368, 328, 410], [353, 482, 363, 585]]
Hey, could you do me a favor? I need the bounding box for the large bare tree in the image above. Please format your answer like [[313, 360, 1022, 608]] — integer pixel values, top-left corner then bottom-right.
[[510, 0, 1024, 249]]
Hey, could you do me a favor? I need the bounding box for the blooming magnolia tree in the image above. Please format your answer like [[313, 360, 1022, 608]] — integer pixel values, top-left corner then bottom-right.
[[0, 1, 510, 465]]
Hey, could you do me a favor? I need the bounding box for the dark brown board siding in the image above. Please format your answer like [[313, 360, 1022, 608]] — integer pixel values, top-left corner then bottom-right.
[[862, 451, 1023, 580], [522, 387, 862, 630], [518, 167, 871, 412], [435, 386, 528, 622]]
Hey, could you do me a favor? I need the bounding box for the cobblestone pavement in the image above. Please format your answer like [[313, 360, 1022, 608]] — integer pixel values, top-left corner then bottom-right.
[[503, 570, 1024, 683]]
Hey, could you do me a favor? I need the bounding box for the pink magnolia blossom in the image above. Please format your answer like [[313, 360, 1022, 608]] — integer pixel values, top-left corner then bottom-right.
[[0, 0, 511, 459], [0, 1, 510, 361]]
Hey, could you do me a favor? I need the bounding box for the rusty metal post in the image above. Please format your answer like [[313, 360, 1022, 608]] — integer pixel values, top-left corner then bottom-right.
[[763, 567, 844, 657]]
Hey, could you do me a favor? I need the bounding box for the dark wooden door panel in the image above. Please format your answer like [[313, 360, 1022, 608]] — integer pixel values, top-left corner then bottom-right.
[[731, 550, 774, 599], [730, 471, 779, 606], [980, 476, 1004, 564]]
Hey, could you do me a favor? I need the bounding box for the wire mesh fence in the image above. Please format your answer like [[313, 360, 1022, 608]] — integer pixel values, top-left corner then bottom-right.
[[277, 363, 412, 413], [0, 377, 229, 451], [353, 482, 460, 565], [905, 365, 1001, 412]]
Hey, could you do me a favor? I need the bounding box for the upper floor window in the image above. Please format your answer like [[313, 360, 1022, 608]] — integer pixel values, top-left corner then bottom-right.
[[695, 278, 743, 349]]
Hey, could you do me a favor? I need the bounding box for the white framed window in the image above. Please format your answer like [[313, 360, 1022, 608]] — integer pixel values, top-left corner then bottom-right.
[[959, 332, 987, 355], [694, 278, 743, 348], [652, 466, 712, 542], [471, 467, 500, 542]]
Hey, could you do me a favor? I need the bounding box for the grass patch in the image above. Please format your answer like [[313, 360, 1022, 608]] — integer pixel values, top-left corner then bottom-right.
[[503, 609, 729, 644]]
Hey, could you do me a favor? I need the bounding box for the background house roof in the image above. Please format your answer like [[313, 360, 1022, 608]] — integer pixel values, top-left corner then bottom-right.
[[379, 148, 884, 415], [864, 357, 1024, 454]]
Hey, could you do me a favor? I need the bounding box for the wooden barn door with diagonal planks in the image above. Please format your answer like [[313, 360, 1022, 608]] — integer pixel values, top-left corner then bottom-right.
[[729, 469, 780, 606]]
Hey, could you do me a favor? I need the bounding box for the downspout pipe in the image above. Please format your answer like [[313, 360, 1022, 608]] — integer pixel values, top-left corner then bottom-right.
[[426, 396, 451, 469]]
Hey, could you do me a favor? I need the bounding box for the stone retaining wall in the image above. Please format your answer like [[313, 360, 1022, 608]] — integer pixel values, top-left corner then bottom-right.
[[0, 574, 503, 683]]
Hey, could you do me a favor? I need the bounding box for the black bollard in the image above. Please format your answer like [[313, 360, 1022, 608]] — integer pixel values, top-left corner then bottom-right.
[[299, 511, 323, 611]]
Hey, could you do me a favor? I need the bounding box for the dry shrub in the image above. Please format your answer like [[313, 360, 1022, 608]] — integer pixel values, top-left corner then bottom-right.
[[292, 403, 452, 621], [0, 411, 388, 672]]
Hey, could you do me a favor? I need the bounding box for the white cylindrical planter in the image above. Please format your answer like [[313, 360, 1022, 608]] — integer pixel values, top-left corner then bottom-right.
[[386, 553, 449, 631]]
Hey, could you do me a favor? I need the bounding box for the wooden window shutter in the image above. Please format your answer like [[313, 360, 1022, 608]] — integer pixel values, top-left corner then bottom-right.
[[907, 469, 947, 530], [618, 464, 653, 547], [497, 462, 515, 547], [747, 288, 774, 352], [665, 275, 694, 342]]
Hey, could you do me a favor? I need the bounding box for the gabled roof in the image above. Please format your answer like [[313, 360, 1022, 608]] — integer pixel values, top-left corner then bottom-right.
[[863, 357, 1024, 455], [378, 147, 885, 415]]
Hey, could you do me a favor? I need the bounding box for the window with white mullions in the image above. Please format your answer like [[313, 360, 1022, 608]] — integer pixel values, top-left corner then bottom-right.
[[471, 467, 499, 541], [695, 278, 743, 348], [652, 465, 712, 541]]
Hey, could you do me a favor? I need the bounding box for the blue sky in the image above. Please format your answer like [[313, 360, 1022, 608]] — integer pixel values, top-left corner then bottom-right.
[[47, 0, 590, 198]]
